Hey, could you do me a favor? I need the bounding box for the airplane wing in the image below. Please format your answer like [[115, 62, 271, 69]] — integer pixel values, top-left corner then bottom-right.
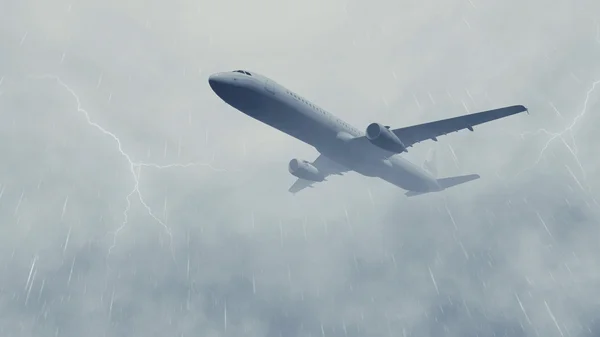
[[288, 154, 350, 194], [391, 105, 527, 148]]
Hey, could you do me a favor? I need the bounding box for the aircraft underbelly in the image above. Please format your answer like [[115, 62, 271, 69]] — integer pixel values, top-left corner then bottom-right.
[[380, 171, 433, 192], [231, 89, 437, 193], [247, 99, 331, 147], [327, 151, 436, 192], [380, 158, 439, 192]]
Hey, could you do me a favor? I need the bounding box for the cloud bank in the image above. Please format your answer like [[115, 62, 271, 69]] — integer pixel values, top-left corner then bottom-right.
[[1, 0, 600, 336]]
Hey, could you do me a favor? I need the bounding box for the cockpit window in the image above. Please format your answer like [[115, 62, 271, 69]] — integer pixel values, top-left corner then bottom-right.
[[233, 70, 252, 76]]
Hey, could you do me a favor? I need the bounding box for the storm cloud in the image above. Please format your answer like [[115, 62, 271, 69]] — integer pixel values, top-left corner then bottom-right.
[[1, 0, 600, 336]]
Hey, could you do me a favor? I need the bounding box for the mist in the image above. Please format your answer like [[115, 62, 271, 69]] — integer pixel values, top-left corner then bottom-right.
[[1, 0, 600, 336]]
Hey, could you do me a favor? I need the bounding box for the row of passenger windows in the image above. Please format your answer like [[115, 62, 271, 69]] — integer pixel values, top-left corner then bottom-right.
[[285, 90, 360, 135], [286, 90, 328, 115]]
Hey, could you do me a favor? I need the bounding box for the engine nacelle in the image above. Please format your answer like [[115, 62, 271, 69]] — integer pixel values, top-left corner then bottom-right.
[[288, 158, 325, 182], [365, 122, 407, 153]]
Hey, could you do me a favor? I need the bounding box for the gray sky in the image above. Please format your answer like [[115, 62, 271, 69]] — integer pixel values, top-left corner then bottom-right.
[[1, 0, 600, 336]]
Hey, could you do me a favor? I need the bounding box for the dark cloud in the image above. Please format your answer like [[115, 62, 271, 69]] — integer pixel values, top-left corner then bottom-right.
[[1, 0, 600, 336]]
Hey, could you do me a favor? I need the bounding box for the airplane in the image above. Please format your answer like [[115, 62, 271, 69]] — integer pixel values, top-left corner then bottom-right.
[[208, 69, 527, 196]]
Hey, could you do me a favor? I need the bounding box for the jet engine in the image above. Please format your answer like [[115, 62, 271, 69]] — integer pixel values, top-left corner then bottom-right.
[[288, 158, 325, 182], [365, 122, 407, 153]]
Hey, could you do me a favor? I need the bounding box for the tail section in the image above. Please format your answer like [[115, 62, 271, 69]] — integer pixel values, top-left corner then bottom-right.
[[405, 174, 480, 197], [422, 148, 437, 177], [436, 174, 480, 189], [405, 151, 479, 197], [405, 190, 427, 197]]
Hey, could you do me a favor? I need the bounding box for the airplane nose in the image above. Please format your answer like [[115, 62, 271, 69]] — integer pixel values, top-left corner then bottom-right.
[[208, 73, 225, 92], [209, 72, 258, 109], [209, 72, 240, 98]]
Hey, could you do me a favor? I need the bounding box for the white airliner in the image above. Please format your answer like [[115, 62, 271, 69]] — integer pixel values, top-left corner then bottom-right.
[[209, 70, 527, 196]]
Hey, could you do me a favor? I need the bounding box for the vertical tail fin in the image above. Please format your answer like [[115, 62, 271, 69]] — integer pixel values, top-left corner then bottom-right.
[[422, 148, 437, 177]]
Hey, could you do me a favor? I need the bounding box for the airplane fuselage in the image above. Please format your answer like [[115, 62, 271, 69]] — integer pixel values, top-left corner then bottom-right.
[[209, 70, 441, 193]]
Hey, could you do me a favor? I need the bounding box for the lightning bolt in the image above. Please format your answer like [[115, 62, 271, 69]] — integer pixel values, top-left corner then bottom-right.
[[519, 78, 600, 189], [506, 26, 600, 195], [30, 74, 240, 259]]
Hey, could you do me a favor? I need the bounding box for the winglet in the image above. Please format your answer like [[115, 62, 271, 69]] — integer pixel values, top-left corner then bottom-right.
[[514, 105, 528, 114]]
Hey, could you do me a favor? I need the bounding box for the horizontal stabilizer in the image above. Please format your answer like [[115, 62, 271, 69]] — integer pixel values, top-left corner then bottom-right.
[[437, 174, 480, 189], [405, 190, 427, 197]]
